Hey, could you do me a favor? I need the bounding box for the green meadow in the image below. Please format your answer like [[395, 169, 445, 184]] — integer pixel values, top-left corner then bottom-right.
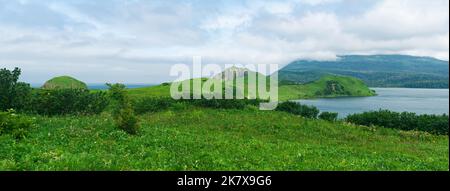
[[1, 107, 448, 170], [0, 71, 448, 171]]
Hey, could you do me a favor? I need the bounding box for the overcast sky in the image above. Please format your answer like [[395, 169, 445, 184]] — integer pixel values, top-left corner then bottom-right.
[[0, 0, 448, 83]]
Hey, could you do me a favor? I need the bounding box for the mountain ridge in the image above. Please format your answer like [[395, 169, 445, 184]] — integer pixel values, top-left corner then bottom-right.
[[279, 54, 449, 88]]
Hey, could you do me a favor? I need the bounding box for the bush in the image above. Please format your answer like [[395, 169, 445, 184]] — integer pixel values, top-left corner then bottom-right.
[[108, 83, 140, 135], [188, 97, 261, 110], [276, 101, 320, 119], [319, 112, 338, 122], [82, 91, 111, 114], [178, 93, 262, 110], [0, 109, 34, 139], [132, 95, 262, 113], [116, 107, 140, 134], [416, 114, 449, 135], [345, 110, 449, 135], [0, 68, 32, 111], [133, 97, 174, 114], [28, 89, 109, 115]]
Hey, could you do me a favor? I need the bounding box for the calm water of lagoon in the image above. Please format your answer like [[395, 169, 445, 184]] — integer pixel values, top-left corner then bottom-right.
[[294, 88, 449, 118]]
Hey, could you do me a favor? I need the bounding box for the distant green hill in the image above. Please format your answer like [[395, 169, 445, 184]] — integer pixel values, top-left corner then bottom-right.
[[278, 75, 376, 100], [127, 69, 375, 101], [279, 55, 449, 88], [42, 76, 88, 90]]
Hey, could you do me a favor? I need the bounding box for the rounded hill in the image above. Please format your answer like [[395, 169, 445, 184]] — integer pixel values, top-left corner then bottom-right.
[[42, 76, 88, 90]]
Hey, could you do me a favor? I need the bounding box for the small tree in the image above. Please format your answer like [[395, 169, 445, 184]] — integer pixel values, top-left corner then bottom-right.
[[0, 68, 32, 111], [107, 83, 140, 134]]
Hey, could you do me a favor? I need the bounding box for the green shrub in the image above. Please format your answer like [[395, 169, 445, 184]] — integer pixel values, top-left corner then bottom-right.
[[108, 83, 140, 135], [0, 109, 34, 139], [179, 93, 262, 110], [133, 97, 174, 114], [28, 89, 109, 115], [0, 68, 32, 111], [132, 95, 262, 113], [416, 114, 449, 135], [188, 97, 261, 110], [276, 101, 320, 119], [319, 112, 338, 122], [82, 91, 110, 114], [345, 110, 449, 135], [116, 107, 140, 134]]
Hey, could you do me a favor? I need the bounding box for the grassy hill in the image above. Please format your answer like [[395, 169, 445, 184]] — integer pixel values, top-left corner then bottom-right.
[[279, 55, 449, 88], [127, 74, 375, 101], [42, 76, 88, 90], [0, 107, 447, 170], [279, 75, 376, 100]]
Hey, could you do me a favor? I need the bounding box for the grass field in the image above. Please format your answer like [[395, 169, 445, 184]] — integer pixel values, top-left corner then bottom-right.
[[0, 106, 448, 170], [1, 74, 445, 171]]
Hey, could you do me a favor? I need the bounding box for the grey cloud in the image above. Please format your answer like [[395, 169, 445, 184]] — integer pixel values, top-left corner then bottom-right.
[[0, 0, 448, 84]]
